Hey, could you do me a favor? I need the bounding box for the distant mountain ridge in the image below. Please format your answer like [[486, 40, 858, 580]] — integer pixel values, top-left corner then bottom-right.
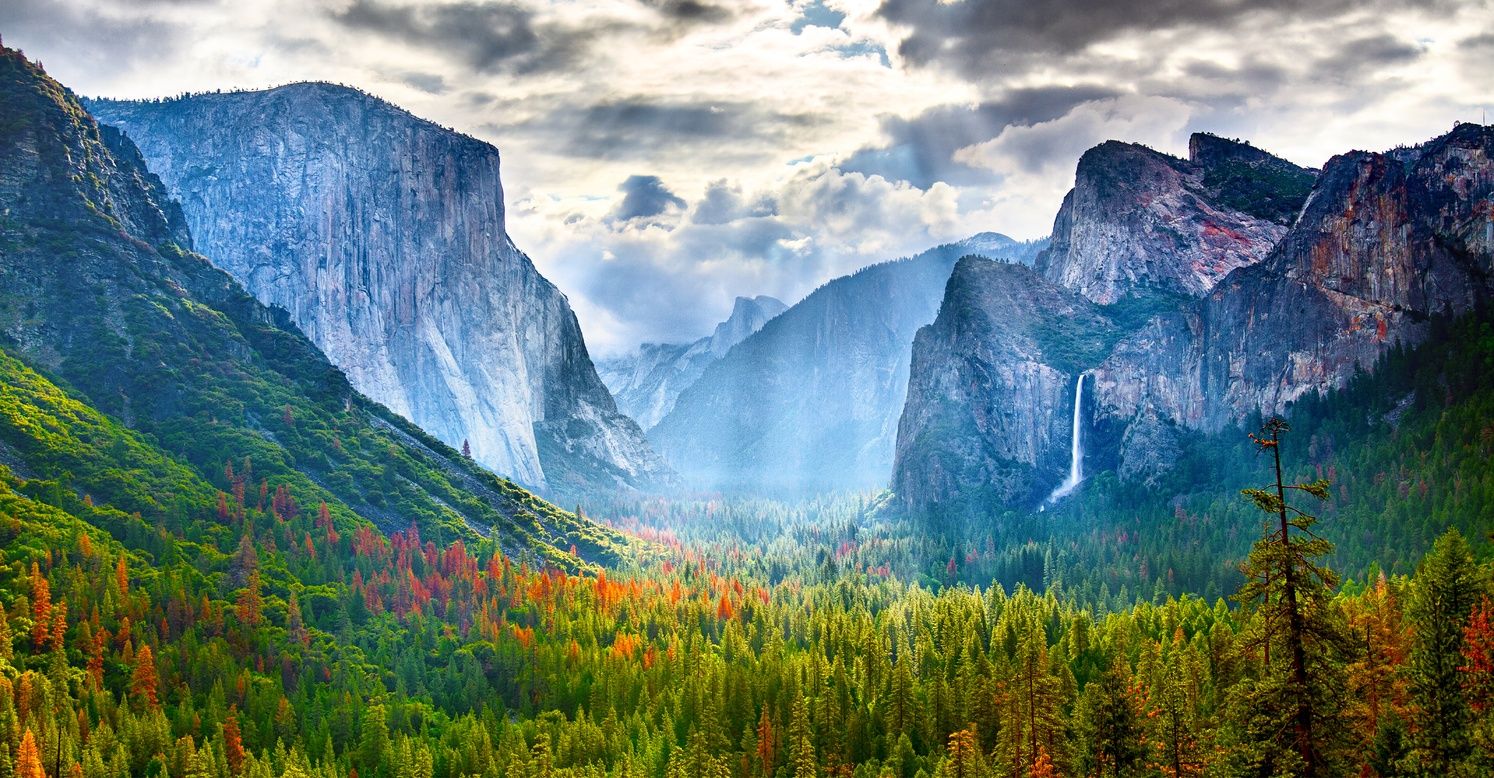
[[87, 84, 673, 499], [598, 295, 787, 431], [648, 233, 1046, 493]]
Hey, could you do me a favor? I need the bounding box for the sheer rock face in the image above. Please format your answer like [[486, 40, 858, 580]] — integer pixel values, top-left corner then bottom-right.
[[89, 85, 672, 496], [1095, 124, 1494, 481], [892, 259, 1119, 510], [895, 126, 1494, 515], [597, 295, 786, 431], [1034, 135, 1313, 304], [649, 234, 1044, 494]]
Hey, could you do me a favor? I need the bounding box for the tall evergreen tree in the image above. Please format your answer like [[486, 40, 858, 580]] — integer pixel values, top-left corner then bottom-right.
[[1079, 656, 1144, 777], [1232, 417, 1351, 776], [1407, 529, 1480, 774]]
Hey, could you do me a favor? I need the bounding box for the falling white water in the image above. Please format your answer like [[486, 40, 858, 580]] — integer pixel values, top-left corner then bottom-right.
[[1047, 373, 1086, 503]]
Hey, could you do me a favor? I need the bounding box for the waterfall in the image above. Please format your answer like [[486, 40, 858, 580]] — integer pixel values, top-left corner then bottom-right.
[[1047, 373, 1086, 503]]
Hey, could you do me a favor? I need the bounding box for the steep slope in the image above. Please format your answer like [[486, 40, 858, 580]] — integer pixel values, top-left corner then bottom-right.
[[1093, 123, 1494, 478], [649, 233, 1043, 493], [0, 46, 629, 569], [597, 295, 786, 430], [894, 125, 1493, 516], [1034, 134, 1314, 303], [87, 85, 671, 497], [892, 258, 1122, 509]]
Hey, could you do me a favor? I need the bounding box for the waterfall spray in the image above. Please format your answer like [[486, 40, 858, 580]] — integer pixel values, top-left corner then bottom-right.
[[1047, 373, 1086, 503]]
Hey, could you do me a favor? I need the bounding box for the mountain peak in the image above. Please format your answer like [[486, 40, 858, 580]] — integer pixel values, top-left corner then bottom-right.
[[711, 295, 788, 358], [1189, 132, 1279, 167], [1076, 140, 1182, 175]]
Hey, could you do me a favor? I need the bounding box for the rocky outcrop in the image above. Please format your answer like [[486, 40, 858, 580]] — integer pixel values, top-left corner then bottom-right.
[[88, 85, 672, 497], [649, 233, 1043, 493], [1034, 135, 1313, 304], [895, 126, 1492, 515], [892, 258, 1121, 510], [1094, 123, 1494, 449], [597, 295, 786, 430]]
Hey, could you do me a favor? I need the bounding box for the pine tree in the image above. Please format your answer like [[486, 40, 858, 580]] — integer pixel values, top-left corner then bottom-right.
[[1344, 572, 1410, 754], [28, 564, 50, 651], [224, 709, 246, 775], [1080, 656, 1144, 777], [995, 631, 1065, 776], [1151, 660, 1201, 777], [789, 696, 817, 778], [130, 644, 160, 708], [1233, 417, 1350, 776], [529, 733, 554, 778], [115, 556, 129, 597], [939, 728, 987, 778], [359, 705, 391, 778], [1407, 529, 1480, 774], [1464, 596, 1494, 770], [16, 730, 43, 778]]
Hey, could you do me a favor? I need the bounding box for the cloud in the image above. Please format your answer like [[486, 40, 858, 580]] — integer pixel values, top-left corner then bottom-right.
[[610, 175, 688, 222], [640, 0, 735, 25], [527, 98, 817, 160], [946, 95, 1195, 238], [398, 71, 448, 94], [956, 95, 1194, 177], [875, 0, 1445, 78], [332, 0, 593, 74], [524, 161, 983, 355], [1308, 33, 1425, 83], [840, 84, 1121, 188], [692, 180, 777, 225], [0, 0, 188, 87]]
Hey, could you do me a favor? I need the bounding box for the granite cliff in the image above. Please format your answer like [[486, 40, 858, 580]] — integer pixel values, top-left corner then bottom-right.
[[895, 126, 1493, 516], [1093, 122, 1494, 479], [1034, 134, 1314, 303], [892, 259, 1121, 510], [88, 85, 672, 497], [0, 47, 630, 566]]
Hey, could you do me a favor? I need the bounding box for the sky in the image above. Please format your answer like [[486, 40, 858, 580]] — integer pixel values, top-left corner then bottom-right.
[[3, 0, 1492, 356]]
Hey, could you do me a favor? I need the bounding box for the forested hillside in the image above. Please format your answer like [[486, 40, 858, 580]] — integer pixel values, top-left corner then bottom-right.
[[2, 449, 1491, 778]]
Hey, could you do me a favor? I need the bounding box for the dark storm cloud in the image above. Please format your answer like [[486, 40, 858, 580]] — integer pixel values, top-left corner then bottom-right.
[[1461, 32, 1494, 51], [840, 84, 1119, 188], [400, 72, 448, 94], [638, 0, 735, 25], [611, 175, 688, 221], [1309, 33, 1425, 80], [876, 0, 1443, 77], [332, 0, 596, 74], [0, 0, 187, 76], [531, 99, 816, 160]]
